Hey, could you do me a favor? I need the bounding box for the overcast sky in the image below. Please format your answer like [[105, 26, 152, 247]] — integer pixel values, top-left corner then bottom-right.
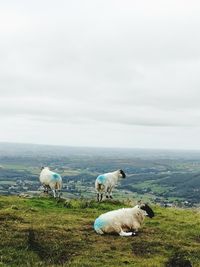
[[1, 0, 200, 149]]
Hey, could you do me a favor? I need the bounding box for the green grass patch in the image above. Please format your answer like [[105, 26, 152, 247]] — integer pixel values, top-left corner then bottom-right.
[[0, 196, 200, 266]]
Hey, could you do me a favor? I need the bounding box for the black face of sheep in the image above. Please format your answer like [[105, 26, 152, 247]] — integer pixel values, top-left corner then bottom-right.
[[140, 204, 155, 218], [119, 169, 126, 178]]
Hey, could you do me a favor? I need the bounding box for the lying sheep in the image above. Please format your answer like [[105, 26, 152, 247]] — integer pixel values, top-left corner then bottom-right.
[[95, 169, 126, 202], [39, 167, 62, 198], [94, 203, 154, 236]]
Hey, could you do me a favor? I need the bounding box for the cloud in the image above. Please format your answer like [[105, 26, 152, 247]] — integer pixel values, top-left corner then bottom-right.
[[1, 95, 200, 129], [1, 0, 200, 148]]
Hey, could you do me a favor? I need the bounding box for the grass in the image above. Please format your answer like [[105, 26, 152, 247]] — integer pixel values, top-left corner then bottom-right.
[[0, 196, 200, 267]]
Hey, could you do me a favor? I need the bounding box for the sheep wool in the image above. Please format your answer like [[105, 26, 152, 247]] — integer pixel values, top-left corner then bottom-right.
[[95, 169, 126, 202], [39, 167, 62, 198], [94, 204, 154, 237]]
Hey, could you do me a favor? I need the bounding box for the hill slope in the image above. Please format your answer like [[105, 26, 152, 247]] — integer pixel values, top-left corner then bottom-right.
[[0, 196, 200, 267]]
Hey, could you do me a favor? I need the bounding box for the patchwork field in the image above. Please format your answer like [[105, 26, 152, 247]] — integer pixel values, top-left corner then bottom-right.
[[1, 144, 200, 206]]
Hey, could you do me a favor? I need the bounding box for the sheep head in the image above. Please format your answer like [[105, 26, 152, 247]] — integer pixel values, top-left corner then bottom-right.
[[139, 203, 155, 218], [119, 169, 126, 178]]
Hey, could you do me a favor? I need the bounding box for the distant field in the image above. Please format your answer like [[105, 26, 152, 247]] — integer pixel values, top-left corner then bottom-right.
[[0, 196, 200, 267], [0, 180, 16, 185], [1, 143, 200, 204]]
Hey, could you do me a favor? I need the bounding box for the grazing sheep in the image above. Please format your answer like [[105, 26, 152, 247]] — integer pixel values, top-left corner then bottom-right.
[[39, 167, 62, 198], [94, 203, 154, 236], [95, 169, 126, 202]]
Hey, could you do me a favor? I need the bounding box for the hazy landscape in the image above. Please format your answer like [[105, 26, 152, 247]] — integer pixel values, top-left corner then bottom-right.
[[2, 0, 200, 266], [1, 142, 200, 206], [1, 143, 200, 266]]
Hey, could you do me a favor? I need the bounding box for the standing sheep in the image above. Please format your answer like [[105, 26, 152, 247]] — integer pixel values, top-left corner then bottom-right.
[[94, 203, 154, 236], [39, 167, 62, 198], [95, 169, 126, 202]]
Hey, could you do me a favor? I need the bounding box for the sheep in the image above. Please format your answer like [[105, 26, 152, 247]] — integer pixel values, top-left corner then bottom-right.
[[95, 169, 126, 202], [39, 167, 62, 198], [94, 203, 154, 236]]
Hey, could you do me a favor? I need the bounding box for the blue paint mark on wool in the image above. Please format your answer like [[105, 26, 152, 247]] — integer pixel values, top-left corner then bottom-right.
[[94, 218, 106, 231], [97, 175, 106, 184], [52, 173, 60, 180]]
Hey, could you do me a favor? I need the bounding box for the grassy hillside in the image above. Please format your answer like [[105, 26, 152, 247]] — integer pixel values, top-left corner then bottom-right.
[[0, 196, 200, 267]]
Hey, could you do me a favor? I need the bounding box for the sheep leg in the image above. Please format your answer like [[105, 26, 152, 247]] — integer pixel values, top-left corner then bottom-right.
[[97, 193, 103, 202], [52, 189, 56, 198], [114, 224, 133, 237], [132, 228, 139, 236], [57, 190, 61, 198], [100, 193, 103, 201], [45, 185, 51, 194], [119, 230, 133, 237], [132, 232, 138, 236], [43, 185, 48, 193], [106, 189, 109, 198], [107, 187, 113, 199], [55, 189, 60, 198]]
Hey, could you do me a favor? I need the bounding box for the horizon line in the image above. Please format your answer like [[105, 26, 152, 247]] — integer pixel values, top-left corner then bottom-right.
[[0, 141, 200, 153]]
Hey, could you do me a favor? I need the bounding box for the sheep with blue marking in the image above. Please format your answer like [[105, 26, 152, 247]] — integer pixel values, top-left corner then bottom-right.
[[94, 203, 154, 236], [95, 169, 126, 202], [39, 167, 62, 198]]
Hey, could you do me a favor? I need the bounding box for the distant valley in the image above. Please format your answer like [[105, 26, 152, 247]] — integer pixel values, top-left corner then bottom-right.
[[0, 142, 200, 206]]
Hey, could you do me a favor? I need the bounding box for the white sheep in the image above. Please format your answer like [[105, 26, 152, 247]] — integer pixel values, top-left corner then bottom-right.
[[95, 169, 126, 202], [39, 167, 62, 198], [94, 203, 154, 236]]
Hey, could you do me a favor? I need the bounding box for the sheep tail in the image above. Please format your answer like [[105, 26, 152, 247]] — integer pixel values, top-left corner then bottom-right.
[[54, 182, 61, 190], [97, 183, 105, 191]]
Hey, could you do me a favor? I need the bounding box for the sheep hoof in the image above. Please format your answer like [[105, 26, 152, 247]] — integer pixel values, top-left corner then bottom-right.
[[110, 196, 113, 199], [106, 196, 109, 198], [132, 232, 138, 236]]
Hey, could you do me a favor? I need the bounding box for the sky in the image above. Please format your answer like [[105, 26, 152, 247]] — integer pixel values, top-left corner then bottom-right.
[[1, 0, 200, 149]]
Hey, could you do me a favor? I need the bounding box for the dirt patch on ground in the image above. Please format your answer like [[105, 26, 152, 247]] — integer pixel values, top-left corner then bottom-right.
[[166, 251, 192, 267], [27, 228, 83, 265], [132, 240, 163, 256]]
